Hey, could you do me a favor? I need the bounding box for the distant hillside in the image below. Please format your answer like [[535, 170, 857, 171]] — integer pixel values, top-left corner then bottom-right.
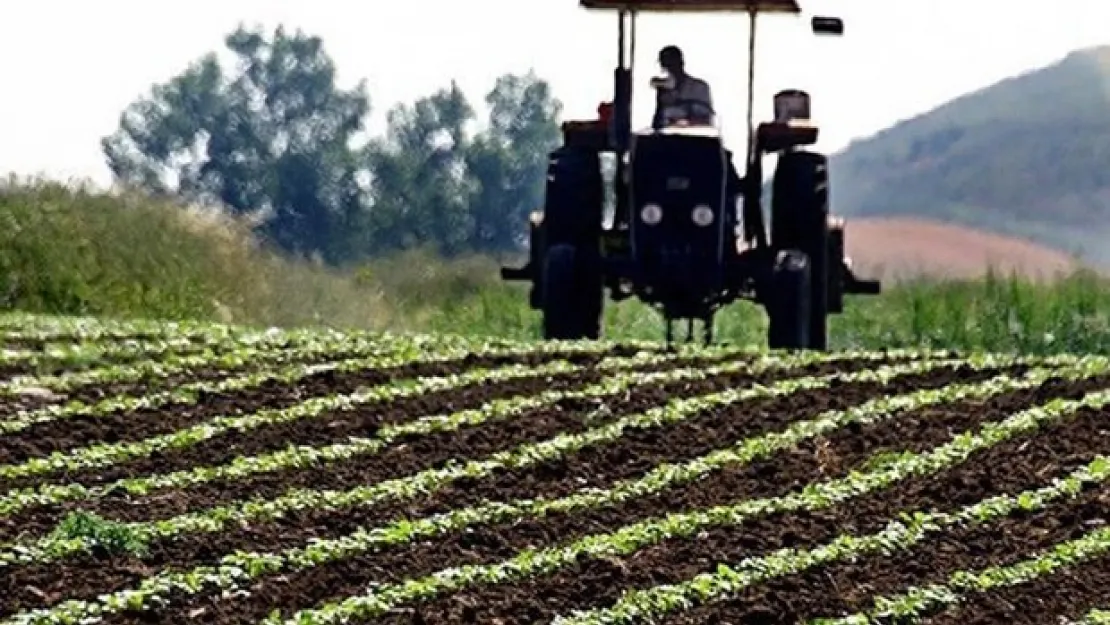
[[828, 45, 1110, 266], [844, 217, 1081, 281]]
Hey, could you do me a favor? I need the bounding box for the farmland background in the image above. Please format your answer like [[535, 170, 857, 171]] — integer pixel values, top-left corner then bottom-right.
[[6, 10, 1110, 625], [3, 177, 1109, 354], [3, 22, 1110, 355]]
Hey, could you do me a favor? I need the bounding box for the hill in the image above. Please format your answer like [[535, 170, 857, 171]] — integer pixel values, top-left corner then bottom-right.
[[844, 217, 1081, 281], [828, 45, 1110, 266]]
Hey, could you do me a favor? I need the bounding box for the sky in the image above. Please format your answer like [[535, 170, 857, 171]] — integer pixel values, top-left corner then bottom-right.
[[2, 0, 1109, 188]]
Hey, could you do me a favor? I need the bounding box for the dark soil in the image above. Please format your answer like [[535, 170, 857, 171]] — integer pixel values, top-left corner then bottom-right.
[[660, 484, 1110, 624], [0, 346, 640, 486], [0, 361, 1012, 620], [0, 354, 716, 539], [0, 333, 228, 351], [89, 354, 885, 515], [0, 346, 229, 379], [0, 355, 874, 543], [922, 553, 1110, 625], [357, 389, 1110, 624], [0, 346, 446, 419]]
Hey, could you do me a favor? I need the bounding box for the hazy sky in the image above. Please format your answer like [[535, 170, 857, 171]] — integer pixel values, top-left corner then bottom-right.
[[2, 0, 1107, 187]]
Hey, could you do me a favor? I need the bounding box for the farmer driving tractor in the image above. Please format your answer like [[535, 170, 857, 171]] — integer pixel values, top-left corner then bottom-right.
[[652, 45, 747, 207], [651, 45, 715, 128]]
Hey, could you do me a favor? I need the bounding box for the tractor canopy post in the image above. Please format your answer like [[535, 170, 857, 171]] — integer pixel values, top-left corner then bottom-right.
[[745, 8, 757, 163], [612, 9, 634, 152]]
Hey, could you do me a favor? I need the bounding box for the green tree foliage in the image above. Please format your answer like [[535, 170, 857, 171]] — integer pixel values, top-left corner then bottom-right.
[[362, 81, 479, 256], [102, 25, 370, 264], [466, 73, 563, 253], [362, 72, 562, 256], [104, 25, 563, 263]]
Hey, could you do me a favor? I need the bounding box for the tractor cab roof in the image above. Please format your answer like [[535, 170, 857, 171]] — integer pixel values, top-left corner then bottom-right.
[[579, 0, 800, 13]]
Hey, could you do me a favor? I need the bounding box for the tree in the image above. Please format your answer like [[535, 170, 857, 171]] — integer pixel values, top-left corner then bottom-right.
[[362, 72, 563, 257], [465, 72, 563, 254], [102, 24, 370, 263], [362, 81, 478, 256], [105, 23, 565, 262]]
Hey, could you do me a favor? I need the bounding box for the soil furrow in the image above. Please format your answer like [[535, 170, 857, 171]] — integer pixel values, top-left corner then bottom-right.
[[27, 356, 757, 523], [88, 364, 1055, 623], [0, 358, 696, 537], [0, 360, 968, 618], [0, 356, 858, 544], [349, 388, 1110, 625], [0, 347, 230, 379], [0, 346, 391, 417], [0, 333, 215, 350], [10, 347, 394, 404], [0, 348, 628, 487], [411, 363, 997, 510], [664, 483, 1110, 624], [0, 361, 313, 420], [0, 367, 268, 420], [921, 554, 1110, 625], [80, 355, 874, 520]]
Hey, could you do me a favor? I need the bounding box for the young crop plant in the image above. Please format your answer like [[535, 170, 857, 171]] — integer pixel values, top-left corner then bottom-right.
[[7, 310, 1110, 625], [0, 349, 915, 565], [0, 354, 1072, 623], [46, 510, 150, 559]]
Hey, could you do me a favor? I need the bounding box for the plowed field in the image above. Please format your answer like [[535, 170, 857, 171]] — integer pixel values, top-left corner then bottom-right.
[[1, 313, 1109, 625]]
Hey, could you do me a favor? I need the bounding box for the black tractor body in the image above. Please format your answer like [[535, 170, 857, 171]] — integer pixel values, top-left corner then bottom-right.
[[501, 0, 881, 348]]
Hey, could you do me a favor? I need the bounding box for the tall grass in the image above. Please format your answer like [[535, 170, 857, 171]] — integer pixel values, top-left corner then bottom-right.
[[0, 176, 389, 329], [2, 176, 1108, 354], [829, 268, 1110, 353]]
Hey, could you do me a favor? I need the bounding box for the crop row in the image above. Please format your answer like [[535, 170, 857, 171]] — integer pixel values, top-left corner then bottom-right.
[[0, 335, 663, 436], [0, 331, 416, 397], [536, 375, 1110, 625], [3, 314, 1105, 624], [0, 312, 663, 356], [0, 325, 699, 436], [0, 336, 225, 371], [0, 347, 885, 550], [815, 503, 1110, 623], [557, 454, 1110, 625], [0, 351, 685, 485], [0, 354, 1100, 624], [0, 323, 637, 398], [1073, 610, 1110, 625], [0, 349, 683, 518]]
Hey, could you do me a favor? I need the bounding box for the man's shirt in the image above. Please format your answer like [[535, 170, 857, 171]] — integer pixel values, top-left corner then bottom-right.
[[655, 74, 714, 127]]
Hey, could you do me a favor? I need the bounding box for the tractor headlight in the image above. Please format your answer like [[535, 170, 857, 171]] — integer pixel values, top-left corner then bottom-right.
[[640, 203, 663, 225], [691, 205, 714, 227]]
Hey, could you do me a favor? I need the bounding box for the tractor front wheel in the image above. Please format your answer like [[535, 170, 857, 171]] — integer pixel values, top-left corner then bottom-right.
[[542, 243, 602, 340], [766, 249, 812, 350]]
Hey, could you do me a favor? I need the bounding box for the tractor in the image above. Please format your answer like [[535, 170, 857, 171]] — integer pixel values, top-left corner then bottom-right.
[[500, 0, 881, 349]]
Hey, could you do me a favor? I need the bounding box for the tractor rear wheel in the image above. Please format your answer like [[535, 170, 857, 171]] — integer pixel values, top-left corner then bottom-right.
[[771, 150, 829, 349], [766, 249, 812, 350], [542, 243, 602, 340]]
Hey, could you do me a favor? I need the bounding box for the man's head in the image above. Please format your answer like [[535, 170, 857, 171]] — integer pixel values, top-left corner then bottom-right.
[[658, 45, 685, 76]]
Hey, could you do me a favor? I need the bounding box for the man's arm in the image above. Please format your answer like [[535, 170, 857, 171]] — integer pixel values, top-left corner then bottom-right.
[[688, 78, 714, 123], [700, 79, 713, 111]]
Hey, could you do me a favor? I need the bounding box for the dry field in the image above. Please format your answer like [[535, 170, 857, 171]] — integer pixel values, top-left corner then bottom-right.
[[845, 217, 1084, 281], [0, 313, 1108, 624]]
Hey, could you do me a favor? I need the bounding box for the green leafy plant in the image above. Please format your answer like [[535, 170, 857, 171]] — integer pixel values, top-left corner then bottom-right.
[[47, 511, 150, 559]]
